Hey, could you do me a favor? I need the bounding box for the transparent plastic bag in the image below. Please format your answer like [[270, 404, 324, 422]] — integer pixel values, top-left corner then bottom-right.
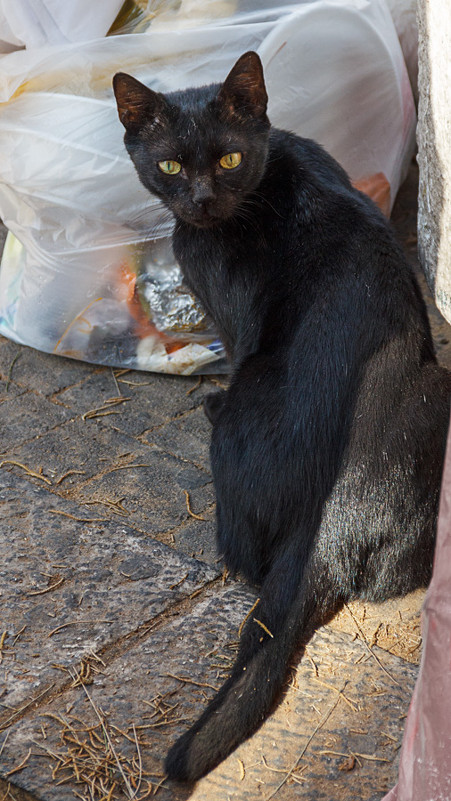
[[0, 0, 124, 51], [0, 0, 416, 374]]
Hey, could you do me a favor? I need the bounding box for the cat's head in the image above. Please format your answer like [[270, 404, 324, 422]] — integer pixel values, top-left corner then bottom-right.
[[113, 51, 270, 228]]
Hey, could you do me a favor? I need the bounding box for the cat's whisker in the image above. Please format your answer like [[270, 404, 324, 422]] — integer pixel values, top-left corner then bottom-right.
[[126, 204, 173, 230], [251, 190, 287, 219], [123, 208, 175, 245]]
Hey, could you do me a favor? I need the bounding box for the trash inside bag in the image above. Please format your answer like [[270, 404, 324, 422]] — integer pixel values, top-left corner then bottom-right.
[[0, 0, 416, 375]]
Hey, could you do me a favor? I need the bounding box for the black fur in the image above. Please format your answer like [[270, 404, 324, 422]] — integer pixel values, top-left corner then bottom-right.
[[113, 52, 451, 782]]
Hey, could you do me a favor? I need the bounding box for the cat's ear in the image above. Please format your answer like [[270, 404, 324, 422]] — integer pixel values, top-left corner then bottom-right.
[[113, 73, 166, 131], [218, 51, 268, 120]]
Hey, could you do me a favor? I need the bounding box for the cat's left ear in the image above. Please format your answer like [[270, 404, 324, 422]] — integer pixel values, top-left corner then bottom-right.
[[218, 51, 268, 121], [113, 72, 166, 131]]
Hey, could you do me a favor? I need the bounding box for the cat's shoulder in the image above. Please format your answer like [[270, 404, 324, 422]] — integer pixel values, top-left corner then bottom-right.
[[266, 127, 383, 230], [268, 128, 351, 190]]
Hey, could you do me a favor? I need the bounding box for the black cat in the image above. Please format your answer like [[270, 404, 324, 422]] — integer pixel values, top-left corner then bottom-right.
[[113, 52, 451, 782]]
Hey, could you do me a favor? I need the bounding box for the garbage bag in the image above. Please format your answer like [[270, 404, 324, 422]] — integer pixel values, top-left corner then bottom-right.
[[0, 0, 124, 51], [0, 0, 416, 375], [384, 0, 418, 101]]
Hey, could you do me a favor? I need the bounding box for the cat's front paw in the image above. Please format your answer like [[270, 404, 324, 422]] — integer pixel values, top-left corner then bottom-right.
[[203, 390, 226, 424]]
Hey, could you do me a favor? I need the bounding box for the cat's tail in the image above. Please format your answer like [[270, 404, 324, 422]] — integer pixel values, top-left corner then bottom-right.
[[164, 553, 340, 782]]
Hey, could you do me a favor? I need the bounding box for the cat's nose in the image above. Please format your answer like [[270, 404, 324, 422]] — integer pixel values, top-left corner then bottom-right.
[[192, 180, 215, 207]]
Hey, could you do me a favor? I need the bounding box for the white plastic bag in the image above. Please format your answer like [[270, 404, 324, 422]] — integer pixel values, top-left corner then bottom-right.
[[0, 0, 416, 374], [0, 0, 124, 51], [385, 0, 418, 101]]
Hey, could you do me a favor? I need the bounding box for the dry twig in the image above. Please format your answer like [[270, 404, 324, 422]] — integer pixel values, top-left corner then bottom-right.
[[183, 489, 205, 521], [186, 376, 202, 395], [49, 510, 107, 524], [82, 397, 131, 421], [343, 604, 401, 687], [238, 598, 260, 638], [253, 618, 274, 638], [107, 464, 151, 474], [0, 730, 10, 758], [35, 704, 161, 800], [5, 351, 20, 390], [5, 748, 31, 776], [48, 620, 114, 638], [0, 631, 8, 664], [55, 470, 86, 485], [165, 673, 219, 691], [84, 498, 130, 517], [27, 577, 65, 596], [311, 677, 358, 712], [0, 459, 51, 484]]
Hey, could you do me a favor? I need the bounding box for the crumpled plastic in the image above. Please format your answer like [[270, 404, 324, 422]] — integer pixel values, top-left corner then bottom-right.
[[381, 417, 451, 801], [0, 0, 124, 51], [0, 0, 417, 374]]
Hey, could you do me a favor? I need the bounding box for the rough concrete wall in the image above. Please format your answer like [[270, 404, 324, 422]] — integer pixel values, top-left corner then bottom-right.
[[417, 0, 451, 323]]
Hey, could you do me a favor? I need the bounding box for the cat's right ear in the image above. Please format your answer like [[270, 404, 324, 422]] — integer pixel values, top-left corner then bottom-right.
[[113, 73, 165, 132]]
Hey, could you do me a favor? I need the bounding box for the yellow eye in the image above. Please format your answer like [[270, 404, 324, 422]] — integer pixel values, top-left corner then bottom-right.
[[158, 160, 182, 175], [219, 152, 242, 170]]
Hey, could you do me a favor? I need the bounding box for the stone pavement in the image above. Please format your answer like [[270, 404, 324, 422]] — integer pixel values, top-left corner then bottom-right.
[[0, 163, 450, 801]]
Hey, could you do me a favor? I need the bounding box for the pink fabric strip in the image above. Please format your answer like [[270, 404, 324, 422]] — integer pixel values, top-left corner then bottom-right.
[[381, 416, 451, 801]]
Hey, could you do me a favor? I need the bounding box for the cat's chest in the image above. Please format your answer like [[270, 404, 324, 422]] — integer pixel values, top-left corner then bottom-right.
[[173, 222, 270, 357]]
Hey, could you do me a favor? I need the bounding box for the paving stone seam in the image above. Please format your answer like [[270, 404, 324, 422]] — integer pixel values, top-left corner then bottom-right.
[[10, 393, 214, 476], [0, 463, 215, 553], [98, 407, 208, 442], [1, 470, 216, 579], [1, 436, 213, 496], [1, 385, 79, 411], [0, 575, 224, 735], [119, 501, 217, 550], [144, 442, 211, 476], [139, 499, 217, 547], [48, 467, 214, 517], [0, 413, 105, 464], [0, 418, 78, 457], [135, 404, 210, 440], [45, 369, 112, 401], [50, 451, 212, 492]]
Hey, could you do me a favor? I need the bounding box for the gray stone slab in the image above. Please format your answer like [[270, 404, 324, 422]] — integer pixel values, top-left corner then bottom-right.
[[1, 424, 213, 539], [0, 583, 417, 801], [0, 391, 74, 453], [63, 446, 212, 537], [0, 470, 219, 726], [145, 405, 212, 472], [3, 415, 170, 490], [173, 517, 218, 565], [0, 376, 25, 403], [56, 371, 218, 436], [0, 339, 96, 398], [185, 481, 216, 514]]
